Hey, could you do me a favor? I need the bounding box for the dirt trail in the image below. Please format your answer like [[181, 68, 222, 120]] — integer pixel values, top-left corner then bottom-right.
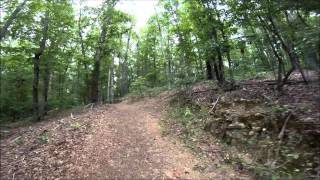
[[74, 98, 208, 179], [1, 97, 241, 179]]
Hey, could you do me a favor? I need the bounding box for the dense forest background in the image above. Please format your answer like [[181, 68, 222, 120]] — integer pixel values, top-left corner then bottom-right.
[[0, 0, 319, 122]]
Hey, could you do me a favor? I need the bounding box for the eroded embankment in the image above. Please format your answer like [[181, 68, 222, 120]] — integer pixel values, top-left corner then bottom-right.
[[162, 80, 320, 179]]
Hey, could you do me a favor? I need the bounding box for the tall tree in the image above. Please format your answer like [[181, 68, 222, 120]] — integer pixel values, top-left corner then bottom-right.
[[90, 0, 117, 103], [33, 11, 49, 121]]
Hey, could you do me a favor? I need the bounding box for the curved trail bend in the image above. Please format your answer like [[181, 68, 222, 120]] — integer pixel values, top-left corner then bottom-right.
[[76, 98, 207, 179]]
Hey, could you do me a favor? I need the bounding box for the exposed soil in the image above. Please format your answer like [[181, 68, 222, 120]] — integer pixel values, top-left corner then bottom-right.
[[0, 96, 247, 179], [167, 78, 320, 178]]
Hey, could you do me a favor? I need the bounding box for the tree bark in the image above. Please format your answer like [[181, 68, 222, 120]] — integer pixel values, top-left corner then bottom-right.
[[167, 37, 172, 89], [226, 51, 234, 81], [120, 31, 131, 96], [206, 59, 213, 80], [153, 37, 157, 86], [33, 12, 49, 121], [107, 56, 114, 103], [0, 45, 2, 101], [42, 53, 50, 116], [90, 22, 108, 103], [90, 2, 116, 103], [0, 0, 28, 41], [77, 4, 90, 104]]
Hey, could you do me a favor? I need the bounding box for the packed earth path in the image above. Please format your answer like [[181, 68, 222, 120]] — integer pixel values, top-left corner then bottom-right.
[[1, 95, 246, 179]]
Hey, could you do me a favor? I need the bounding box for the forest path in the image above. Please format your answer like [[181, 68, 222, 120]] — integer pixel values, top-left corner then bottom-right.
[[1, 96, 239, 179], [74, 98, 211, 179]]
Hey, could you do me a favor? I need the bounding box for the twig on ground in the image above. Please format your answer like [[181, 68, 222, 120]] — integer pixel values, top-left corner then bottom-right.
[[274, 112, 292, 169], [261, 94, 272, 102], [209, 96, 221, 114], [47, 108, 58, 114], [10, 136, 21, 144], [191, 88, 219, 94], [84, 103, 94, 109], [278, 111, 292, 140], [70, 113, 77, 120], [52, 124, 60, 131]]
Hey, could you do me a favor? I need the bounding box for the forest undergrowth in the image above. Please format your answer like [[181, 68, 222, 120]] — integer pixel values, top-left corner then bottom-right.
[[161, 76, 320, 179]]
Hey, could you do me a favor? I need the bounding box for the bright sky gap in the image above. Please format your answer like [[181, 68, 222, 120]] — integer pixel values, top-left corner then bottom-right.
[[73, 0, 159, 32]]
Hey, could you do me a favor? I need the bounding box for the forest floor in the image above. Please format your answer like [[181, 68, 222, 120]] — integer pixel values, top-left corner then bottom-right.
[[0, 94, 248, 179], [1, 71, 319, 179]]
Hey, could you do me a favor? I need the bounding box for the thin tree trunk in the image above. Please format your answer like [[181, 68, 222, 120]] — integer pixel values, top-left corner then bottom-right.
[[153, 49, 157, 86], [167, 37, 172, 89], [217, 45, 225, 83], [218, 13, 233, 82], [0, 46, 2, 101], [120, 31, 131, 96], [42, 54, 50, 116], [77, 4, 89, 103], [33, 12, 49, 121], [107, 56, 114, 103], [226, 51, 234, 81], [258, 17, 285, 89], [267, 16, 308, 84], [0, 0, 28, 41], [212, 28, 225, 84]]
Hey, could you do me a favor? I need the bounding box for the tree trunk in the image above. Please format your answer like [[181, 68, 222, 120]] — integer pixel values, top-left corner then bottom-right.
[[90, 2, 116, 103], [32, 58, 40, 121], [0, 0, 28, 41], [226, 51, 234, 81], [33, 12, 49, 121], [120, 32, 131, 96], [167, 37, 172, 89], [153, 51, 157, 86], [212, 29, 225, 84], [217, 49, 225, 83], [267, 16, 308, 84], [78, 4, 89, 104], [0, 46, 2, 101], [90, 25, 107, 103], [91, 58, 101, 103], [42, 55, 50, 116], [206, 59, 213, 80], [258, 17, 285, 90], [219, 14, 233, 82], [107, 56, 114, 103]]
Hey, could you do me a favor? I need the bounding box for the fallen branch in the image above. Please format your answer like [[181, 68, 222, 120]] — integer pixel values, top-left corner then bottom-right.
[[240, 80, 308, 86], [209, 96, 221, 114], [261, 94, 272, 102], [274, 113, 293, 170], [10, 136, 21, 144], [70, 113, 77, 120], [191, 88, 219, 94], [278, 112, 292, 140], [47, 108, 58, 114], [84, 103, 94, 109]]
